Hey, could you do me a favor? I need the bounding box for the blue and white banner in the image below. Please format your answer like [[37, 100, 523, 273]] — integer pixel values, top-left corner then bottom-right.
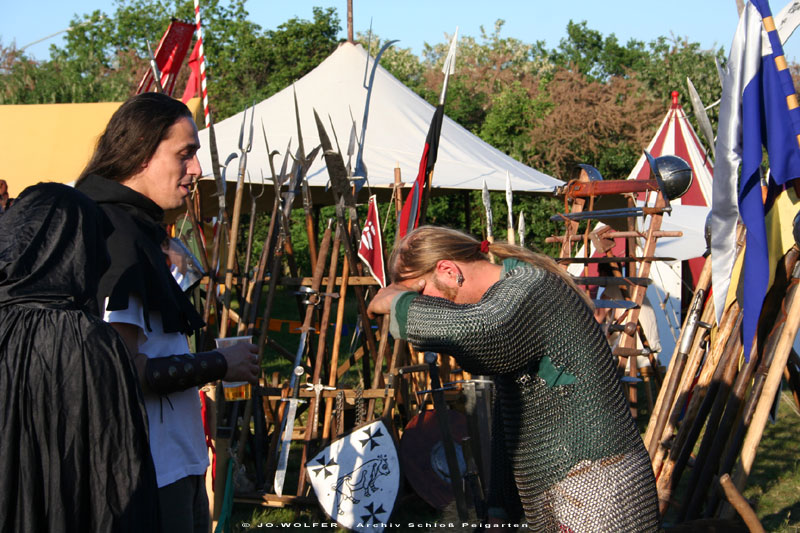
[[712, 0, 800, 361]]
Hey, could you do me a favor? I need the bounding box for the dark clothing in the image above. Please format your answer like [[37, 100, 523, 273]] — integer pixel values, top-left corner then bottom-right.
[[157, 475, 209, 533], [391, 259, 659, 531], [0, 183, 159, 532], [76, 174, 203, 334]]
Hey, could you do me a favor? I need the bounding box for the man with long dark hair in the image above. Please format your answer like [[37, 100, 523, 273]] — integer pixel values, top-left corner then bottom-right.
[[368, 226, 659, 531], [76, 92, 259, 533]]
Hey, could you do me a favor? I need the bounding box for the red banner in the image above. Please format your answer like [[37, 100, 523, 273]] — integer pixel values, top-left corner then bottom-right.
[[136, 20, 196, 97], [357, 195, 387, 287]]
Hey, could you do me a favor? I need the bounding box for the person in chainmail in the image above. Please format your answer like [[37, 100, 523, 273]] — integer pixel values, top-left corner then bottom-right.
[[367, 226, 659, 532]]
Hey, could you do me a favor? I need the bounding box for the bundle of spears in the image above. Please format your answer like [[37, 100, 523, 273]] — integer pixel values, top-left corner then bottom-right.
[[175, 98, 469, 524], [644, 216, 800, 529]]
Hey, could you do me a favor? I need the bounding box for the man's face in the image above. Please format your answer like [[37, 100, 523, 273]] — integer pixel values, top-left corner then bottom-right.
[[124, 116, 201, 210], [0, 180, 7, 196], [398, 271, 459, 302]]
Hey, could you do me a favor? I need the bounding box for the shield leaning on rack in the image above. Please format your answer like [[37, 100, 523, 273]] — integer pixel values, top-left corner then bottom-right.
[[307, 419, 400, 532]]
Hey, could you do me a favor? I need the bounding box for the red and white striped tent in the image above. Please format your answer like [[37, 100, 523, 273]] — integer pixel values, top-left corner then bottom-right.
[[628, 90, 713, 287], [569, 91, 713, 361], [629, 90, 713, 359]]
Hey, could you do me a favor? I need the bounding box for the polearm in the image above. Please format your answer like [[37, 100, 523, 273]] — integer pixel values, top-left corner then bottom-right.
[[321, 237, 350, 442], [219, 104, 253, 338], [481, 180, 495, 263], [654, 301, 740, 512], [352, 39, 398, 192], [505, 171, 515, 245], [645, 261, 710, 459], [418, 28, 457, 225], [297, 222, 342, 495], [241, 130, 287, 337], [676, 313, 745, 521], [686, 76, 717, 160], [518, 211, 525, 247], [235, 171, 265, 336], [313, 110, 380, 368], [232, 136, 286, 485], [271, 223, 333, 496], [292, 85, 319, 268], [730, 247, 800, 496], [650, 224, 745, 477], [689, 252, 800, 519]]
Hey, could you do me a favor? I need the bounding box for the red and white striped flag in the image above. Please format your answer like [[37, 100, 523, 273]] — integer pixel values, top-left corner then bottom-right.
[[357, 195, 387, 287]]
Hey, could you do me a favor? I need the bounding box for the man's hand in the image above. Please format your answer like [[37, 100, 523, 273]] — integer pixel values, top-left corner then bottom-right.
[[218, 342, 260, 384], [367, 279, 426, 319]]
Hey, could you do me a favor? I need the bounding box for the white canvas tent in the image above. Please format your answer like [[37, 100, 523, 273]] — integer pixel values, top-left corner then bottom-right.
[[196, 42, 561, 199]]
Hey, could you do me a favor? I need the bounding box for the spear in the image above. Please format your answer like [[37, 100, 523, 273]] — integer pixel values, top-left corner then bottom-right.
[[219, 104, 254, 338], [505, 171, 515, 244], [481, 180, 495, 264], [292, 85, 320, 267], [297, 222, 342, 495], [729, 247, 800, 496], [416, 28, 458, 227], [518, 211, 525, 247], [686, 76, 716, 159], [352, 39, 398, 192]]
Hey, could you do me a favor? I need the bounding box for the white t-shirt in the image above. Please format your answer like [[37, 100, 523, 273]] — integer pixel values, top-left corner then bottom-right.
[[105, 295, 209, 488]]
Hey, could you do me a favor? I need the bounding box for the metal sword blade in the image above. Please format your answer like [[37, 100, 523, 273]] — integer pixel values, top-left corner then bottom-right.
[[273, 399, 299, 497]]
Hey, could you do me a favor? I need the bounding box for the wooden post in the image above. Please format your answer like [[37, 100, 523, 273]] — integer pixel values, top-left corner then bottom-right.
[[347, 0, 354, 43], [393, 165, 403, 218], [732, 258, 800, 492]]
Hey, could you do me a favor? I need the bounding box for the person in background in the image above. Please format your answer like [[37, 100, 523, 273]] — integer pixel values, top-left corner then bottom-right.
[[367, 226, 659, 532], [0, 183, 159, 532], [76, 92, 259, 533], [0, 179, 14, 214]]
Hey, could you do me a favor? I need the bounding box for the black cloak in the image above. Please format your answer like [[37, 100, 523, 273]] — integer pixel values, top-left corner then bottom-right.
[[75, 174, 203, 335], [0, 183, 159, 532]]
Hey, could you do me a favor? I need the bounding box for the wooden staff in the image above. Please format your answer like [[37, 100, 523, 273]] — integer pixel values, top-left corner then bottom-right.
[[677, 318, 744, 521], [650, 223, 745, 476], [393, 165, 403, 217], [297, 222, 340, 495], [322, 252, 350, 442], [718, 474, 765, 533], [650, 294, 717, 477], [704, 246, 800, 517], [645, 263, 710, 459], [366, 318, 391, 421], [219, 106, 253, 338], [730, 256, 800, 493], [653, 300, 739, 507]]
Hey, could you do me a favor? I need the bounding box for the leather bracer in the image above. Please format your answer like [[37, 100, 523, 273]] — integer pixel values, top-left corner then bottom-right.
[[145, 351, 227, 395]]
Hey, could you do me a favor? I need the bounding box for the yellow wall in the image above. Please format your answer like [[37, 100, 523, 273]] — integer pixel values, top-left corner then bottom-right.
[[0, 97, 203, 196]]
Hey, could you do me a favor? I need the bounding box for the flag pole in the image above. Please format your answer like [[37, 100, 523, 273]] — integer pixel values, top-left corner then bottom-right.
[[418, 28, 458, 226], [193, 0, 211, 128]]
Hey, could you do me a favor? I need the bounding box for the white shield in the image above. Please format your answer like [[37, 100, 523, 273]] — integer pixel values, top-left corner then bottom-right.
[[307, 419, 400, 532]]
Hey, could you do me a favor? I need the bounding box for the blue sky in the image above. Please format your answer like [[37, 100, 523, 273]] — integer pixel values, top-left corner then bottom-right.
[[4, 1, 800, 63]]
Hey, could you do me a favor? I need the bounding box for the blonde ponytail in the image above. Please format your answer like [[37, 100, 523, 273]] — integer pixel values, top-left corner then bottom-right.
[[391, 226, 593, 309]]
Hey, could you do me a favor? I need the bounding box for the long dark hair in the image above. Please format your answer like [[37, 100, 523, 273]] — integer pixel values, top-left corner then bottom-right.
[[76, 93, 193, 185]]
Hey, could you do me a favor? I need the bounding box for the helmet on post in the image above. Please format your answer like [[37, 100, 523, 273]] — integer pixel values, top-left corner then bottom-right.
[[653, 154, 693, 200]]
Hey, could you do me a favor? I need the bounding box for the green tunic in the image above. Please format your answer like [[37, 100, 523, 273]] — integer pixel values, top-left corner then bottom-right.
[[390, 259, 659, 531]]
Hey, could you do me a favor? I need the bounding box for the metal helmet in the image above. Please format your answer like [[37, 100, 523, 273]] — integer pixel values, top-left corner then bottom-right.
[[577, 163, 604, 181], [653, 154, 694, 200], [794, 210, 800, 247]]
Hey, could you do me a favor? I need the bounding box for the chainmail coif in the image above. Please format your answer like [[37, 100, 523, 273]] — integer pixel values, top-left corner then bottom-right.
[[401, 261, 659, 531]]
